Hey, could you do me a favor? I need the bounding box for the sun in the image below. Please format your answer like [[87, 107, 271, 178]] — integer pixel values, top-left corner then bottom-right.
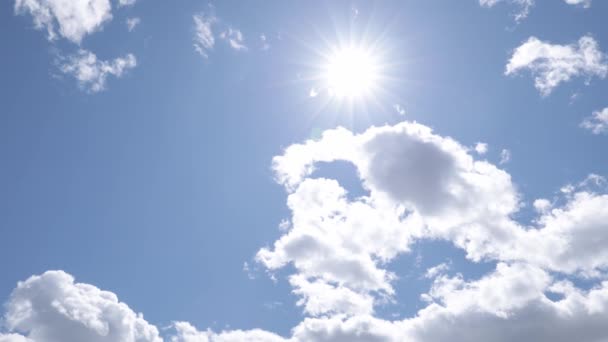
[[322, 45, 381, 99]]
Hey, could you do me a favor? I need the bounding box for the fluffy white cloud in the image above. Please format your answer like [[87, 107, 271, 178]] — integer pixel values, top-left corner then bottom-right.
[[2, 271, 161, 342], [259, 122, 522, 319], [506, 35, 608, 95], [581, 107, 608, 134], [14, 0, 112, 44], [4, 121, 608, 341], [261, 121, 608, 320], [59, 49, 136, 92], [126, 17, 141, 32], [474, 142, 488, 155]]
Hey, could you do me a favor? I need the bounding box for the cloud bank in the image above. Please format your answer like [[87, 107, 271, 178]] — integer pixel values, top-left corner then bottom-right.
[[3, 121, 608, 341]]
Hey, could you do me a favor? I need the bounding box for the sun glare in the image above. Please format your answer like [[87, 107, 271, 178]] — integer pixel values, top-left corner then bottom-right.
[[323, 46, 380, 99]]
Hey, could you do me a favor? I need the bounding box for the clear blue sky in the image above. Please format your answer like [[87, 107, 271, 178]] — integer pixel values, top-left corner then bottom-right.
[[1, 1, 608, 341]]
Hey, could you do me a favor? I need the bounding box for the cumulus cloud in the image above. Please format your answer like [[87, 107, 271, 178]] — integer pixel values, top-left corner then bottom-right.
[[14, 0, 112, 44], [170, 321, 285, 342], [2, 270, 161, 342], [4, 121, 608, 341], [59, 49, 136, 92], [581, 107, 608, 134], [260, 120, 608, 320], [506, 35, 608, 96]]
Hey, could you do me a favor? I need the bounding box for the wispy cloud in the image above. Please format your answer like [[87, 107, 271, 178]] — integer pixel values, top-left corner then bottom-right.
[[393, 104, 406, 115], [193, 13, 216, 59], [126, 17, 141, 32], [193, 10, 248, 59], [58, 49, 136, 92], [220, 27, 247, 51], [499, 148, 511, 164], [581, 107, 608, 134], [478, 0, 534, 22], [118, 0, 138, 7]]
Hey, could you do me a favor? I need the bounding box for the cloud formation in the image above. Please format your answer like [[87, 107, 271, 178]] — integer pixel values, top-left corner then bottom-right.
[[193, 11, 247, 59], [2, 271, 161, 342], [193, 13, 216, 59], [581, 107, 608, 134], [14, 0, 112, 44], [506, 35, 608, 96], [59, 49, 137, 92], [118, 0, 137, 7], [478, 0, 534, 22], [479, 0, 591, 21], [3, 122, 608, 341], [126, 17, 141, 32], [564, 0, 592, 8]]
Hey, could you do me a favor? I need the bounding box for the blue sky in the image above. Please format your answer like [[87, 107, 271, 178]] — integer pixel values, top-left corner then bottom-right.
[[1, 0, 608, 341]]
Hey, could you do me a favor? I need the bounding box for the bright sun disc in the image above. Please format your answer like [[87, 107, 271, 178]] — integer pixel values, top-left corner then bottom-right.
[[324, 46, 380, 99]]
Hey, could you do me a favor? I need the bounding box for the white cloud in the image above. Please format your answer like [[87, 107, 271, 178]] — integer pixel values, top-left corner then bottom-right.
[[499, 148, 511, 164], [393, 104, 406, 116], [126, 17, 141, 32], [564, 0, 592, 8], [474, 142, 488, 155], [506, 35, 608, 96], [478, 0, 534, 22], [14, 0, 112, 44], [533, 198, 552, 213], [261, 122, 521, 315], [581, 107, 608, 134], [193, 13, 216, 59], [424, 262, 450, 279], [289, 275, 375, 316], [0, 334, 32, 342], [475, 0, 589, 22], [219, 28, 247, 51], [260, 34, 270, 51], [263, 121, 608, 313], [309, 87, 318, 98], [2, 270, 161, 342], [4, 120, 608, 341], [118, 0, 137, 7], [170, 321, 285, 342], [59, 49, 136, 92], [192, 11, 247, 59]]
